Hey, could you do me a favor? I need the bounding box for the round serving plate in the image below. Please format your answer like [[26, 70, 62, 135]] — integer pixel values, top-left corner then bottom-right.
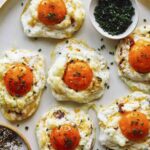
[[0, 0, 150, 150]]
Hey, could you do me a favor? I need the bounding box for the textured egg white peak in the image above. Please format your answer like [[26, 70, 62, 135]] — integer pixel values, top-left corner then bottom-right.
[[96, 92, 150, 150], [21, 0, 85, 39], [36, 106, 95, 150], [115, 25, 150, 94], [47, 39, 109, 103], [0, 49, 46, 121]]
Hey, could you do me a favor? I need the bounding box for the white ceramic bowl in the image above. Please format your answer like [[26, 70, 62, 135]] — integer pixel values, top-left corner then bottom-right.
[[89, 0, 139, 40]]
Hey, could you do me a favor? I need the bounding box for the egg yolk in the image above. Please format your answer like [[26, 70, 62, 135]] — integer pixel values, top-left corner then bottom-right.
[[50, 124, 80, 150], [63, 60, 93, 91], [129, 40, 150, 73], [38, 0, 67, 25], [119, 111, 149, 141], [4, 63, 33, 97]]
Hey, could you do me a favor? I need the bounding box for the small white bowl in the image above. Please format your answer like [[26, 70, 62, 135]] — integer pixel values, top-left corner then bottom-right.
[[89, 0, 139, 40]]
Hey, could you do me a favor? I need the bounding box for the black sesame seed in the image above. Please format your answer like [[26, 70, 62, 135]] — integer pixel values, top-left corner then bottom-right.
[[100, 38, 104, 41], [143, 19, 147, 22], [25, 126, 29, 131], [38, 48, 42, 52], [109, 51, 114, 55], [21, 2, 24, 6], [101, 45, 105, 50], [110, 62, 114, 65], [16, 124, 20, 127], [97, 48, 101, 51], [104, 83, 107, 87]]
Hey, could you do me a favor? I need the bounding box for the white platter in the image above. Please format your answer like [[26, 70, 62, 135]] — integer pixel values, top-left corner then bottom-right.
[[0, 0, 150, 149]]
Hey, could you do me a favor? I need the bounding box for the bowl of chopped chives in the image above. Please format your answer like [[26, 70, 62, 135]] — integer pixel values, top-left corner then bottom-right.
[[89, 0, 139, 40]]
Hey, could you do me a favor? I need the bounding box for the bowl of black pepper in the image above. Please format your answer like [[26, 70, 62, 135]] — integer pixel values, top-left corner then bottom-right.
[[89, 0, 139, 39], [0, 123, 31, 150]]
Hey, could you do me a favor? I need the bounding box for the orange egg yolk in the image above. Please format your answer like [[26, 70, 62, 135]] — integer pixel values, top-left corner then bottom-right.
[[50, 124, 80, 150], [38, 0, 67, 25], [63, 60, 93, 91], [4, 63, 33, 97], [129, 40, 150, 73], [119, 111, 149, 141]]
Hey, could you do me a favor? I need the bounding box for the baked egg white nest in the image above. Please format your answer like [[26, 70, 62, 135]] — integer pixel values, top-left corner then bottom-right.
[[95, 92, 150, 150], [21, 0, 85, 39], [115, 25, 150, 93], [36, 106, 95, 150], [0, 49, 46, 121], [47, 39, 109, 103]]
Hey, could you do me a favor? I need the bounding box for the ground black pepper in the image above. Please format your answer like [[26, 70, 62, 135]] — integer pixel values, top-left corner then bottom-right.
[[0, 126, 23, 149], [38, 48, 42, 52], [25, 126, 29, 131]]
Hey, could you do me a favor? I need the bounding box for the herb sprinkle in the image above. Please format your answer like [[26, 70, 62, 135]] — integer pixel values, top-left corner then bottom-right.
[[94, 0, 135, 35]]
